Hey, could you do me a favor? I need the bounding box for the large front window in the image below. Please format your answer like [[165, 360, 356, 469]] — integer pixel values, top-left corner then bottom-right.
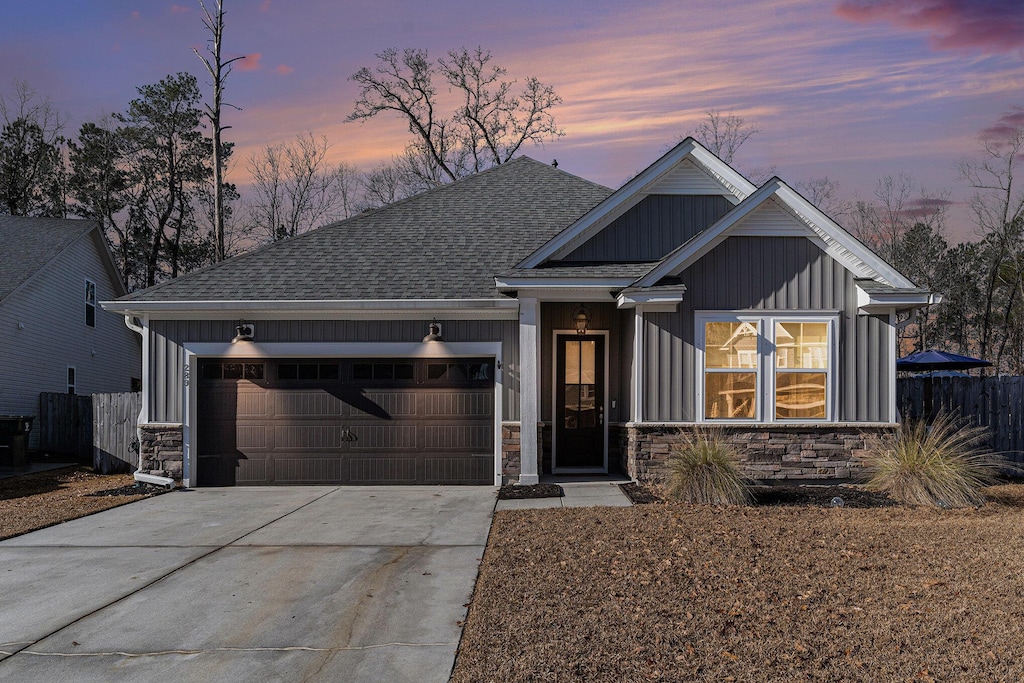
[[698, 314, 835, 422]]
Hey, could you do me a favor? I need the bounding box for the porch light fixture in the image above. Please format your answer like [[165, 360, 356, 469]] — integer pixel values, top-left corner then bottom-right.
[[422, 319, 444, 343], [232, 320, 255, 343], [573, 304, 591, 335]]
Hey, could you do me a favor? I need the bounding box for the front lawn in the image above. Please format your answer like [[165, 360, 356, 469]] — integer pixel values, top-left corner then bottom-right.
[[453, 485, 1024, 682]]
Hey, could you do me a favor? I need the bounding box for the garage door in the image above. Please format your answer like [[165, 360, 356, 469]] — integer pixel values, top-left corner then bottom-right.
[[196, 358, 495, 486]]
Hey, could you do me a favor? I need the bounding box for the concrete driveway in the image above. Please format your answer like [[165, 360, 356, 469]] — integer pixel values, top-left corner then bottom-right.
[[0, 485, 496, 682]]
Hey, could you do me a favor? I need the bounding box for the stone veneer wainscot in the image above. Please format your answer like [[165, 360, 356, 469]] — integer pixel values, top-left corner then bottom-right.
[[139, 424, 184, 479], [624, 423, 895, 483]]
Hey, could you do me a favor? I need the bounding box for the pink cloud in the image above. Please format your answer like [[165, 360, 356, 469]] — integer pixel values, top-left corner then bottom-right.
[[274, 64, 294, 75], [979, 106, 1024, 142], [260, 0, 271, 11], [835, 0, 1024, 53], [236, 53, 262, 71], [170, 4, 189, 14], [130, 10, 140, 20]]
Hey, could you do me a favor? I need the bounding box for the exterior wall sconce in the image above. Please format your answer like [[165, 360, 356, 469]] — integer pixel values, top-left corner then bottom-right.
[[573, 305, 591, 335], [422, 319, 444, 343], [232, 320, 255, 343]]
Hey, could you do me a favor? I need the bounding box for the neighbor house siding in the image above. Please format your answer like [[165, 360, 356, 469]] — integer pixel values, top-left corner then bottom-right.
[[562, 195, 734, 262], [147, 318, 520, 423], [0, 230, 141, 448], [642, 236, 891, 422]]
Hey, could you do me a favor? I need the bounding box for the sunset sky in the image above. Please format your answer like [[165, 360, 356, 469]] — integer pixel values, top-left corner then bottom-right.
[[3, 0, 1022, 239]]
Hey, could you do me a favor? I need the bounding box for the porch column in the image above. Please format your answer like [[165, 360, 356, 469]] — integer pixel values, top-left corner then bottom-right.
[[518, 297, 540, 485], [631, 307, 645, 422]]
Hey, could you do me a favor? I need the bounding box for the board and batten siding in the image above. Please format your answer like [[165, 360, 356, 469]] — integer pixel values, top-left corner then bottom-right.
[[539, 302, 632, 424], [147, 318, 520, 423], [562, 195, 734, 262], [0, 230, 141, 449], [643, 236, 892, 422]]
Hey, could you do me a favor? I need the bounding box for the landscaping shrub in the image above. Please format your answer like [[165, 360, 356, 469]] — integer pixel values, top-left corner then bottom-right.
[[664, 428, 752, 505], [859, 412, 999, 508]]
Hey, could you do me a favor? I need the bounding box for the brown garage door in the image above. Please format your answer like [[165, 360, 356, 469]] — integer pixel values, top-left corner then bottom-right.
[[196, 358, 495, 486]]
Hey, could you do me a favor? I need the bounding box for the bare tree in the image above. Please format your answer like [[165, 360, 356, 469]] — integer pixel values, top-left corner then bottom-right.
[[193, 0, 245, 262], [0, 80, 67, 216], [692, 110, 760, 164], [347, 47, 564, 183], [958, 119, 1024, 370], [246, 131, 358, 240], [796, 176, 851, 221]]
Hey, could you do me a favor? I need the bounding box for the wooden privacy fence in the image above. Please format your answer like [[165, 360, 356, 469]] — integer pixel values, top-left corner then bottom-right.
[[896, 376, 1024, 465], [39, 391, 142, 473], [38, 392, 92, 459]]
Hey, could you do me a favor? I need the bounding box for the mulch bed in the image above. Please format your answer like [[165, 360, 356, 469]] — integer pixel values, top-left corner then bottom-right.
[[453, 485, 1024, 682], [498, 483, 564, 500], [0, 466, 169, 541], [620, 481, 897, 508]]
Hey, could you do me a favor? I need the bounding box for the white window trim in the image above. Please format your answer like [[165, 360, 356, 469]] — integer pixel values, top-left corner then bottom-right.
[[85, 278, 97, 328], [67, 365, 77, 395], [696, 312, 838, 423]]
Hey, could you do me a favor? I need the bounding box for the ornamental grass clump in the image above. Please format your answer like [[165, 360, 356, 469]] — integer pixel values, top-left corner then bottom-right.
[[664, 429, 752, 505], [860, 412, 999, 509]]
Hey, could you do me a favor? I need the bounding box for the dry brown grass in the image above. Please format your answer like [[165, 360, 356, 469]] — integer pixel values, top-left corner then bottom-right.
[[0, 466, 157, 541], [453, 485, 1024, 682]]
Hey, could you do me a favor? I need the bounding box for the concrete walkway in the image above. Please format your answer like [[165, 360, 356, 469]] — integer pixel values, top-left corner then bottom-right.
[[495, 475, 634, 511], [0, 486, 496, 683]]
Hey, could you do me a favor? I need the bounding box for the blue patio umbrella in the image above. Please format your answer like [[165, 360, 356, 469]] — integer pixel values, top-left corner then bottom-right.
[[896, 349, 991, 418], [896, 349, 992, 372]]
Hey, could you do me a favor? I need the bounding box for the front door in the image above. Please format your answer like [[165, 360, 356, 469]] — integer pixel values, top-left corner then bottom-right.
[[555, 334, 606, 469]]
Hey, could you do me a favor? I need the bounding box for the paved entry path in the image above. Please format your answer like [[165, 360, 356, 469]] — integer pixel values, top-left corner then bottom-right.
[[0, 486, 496, 683]]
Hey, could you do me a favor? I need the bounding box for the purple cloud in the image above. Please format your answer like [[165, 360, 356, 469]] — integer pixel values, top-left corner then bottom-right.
[[901, 197, 955, 220], [979, 106, 1024, 142], [835, 0, 1024, 53]]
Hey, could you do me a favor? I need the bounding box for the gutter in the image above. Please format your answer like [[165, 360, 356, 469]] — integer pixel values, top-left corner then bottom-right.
[[123, 315, 175, 490]]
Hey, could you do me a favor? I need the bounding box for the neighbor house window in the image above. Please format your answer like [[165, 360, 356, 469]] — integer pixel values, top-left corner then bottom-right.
[[698, 313, 835, 422], [85, 279, 96, 328], [67, 366, 76, 395]]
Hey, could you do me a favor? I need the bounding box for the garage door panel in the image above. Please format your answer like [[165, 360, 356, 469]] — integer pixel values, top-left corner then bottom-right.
[[237, 457, 269, 484], [423, 425, 492, 450], [236, 425, 268, 449], [350, 392, 416, 417], [423, 392, 493, 417], [348, 425, 417, 449], [350, 457, 418, 483], [274, 457, 344, 483], [197, 358, 494, 486], [275, 425, 355, 449], [424, 456, 492, 485], [274, 391, 344, 417]]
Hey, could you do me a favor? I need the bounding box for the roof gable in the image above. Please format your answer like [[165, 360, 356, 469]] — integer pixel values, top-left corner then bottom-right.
[[0, 215, 125, 304], [634, 177, 916, 289], [516, 138, 757, 268]]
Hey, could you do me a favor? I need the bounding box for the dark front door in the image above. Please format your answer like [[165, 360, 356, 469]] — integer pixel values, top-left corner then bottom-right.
[[555, 334, 605, 469]]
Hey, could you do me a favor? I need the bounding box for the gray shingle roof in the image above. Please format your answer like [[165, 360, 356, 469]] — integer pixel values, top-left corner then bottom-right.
[[855, 279, 931, 294], [497, 262, 657, 279], [122, 157, 613, 302], [0, 215, 97, 302]]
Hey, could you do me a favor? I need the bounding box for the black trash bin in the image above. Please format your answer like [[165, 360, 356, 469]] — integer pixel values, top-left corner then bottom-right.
[[0, 416, 34, 469]]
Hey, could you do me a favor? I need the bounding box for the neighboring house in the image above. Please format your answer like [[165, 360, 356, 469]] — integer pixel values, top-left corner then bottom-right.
[[103, 139, 936, 487], [0, 216, 142, 450]]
